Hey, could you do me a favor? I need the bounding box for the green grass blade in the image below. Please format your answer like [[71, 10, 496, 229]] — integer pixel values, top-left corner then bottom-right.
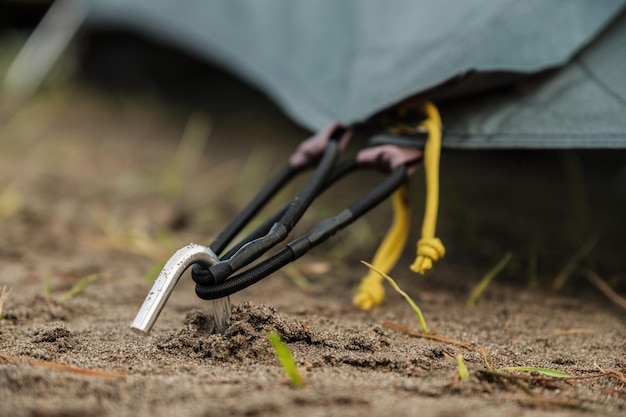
[[456, 353, 469, 381], [159, 113, 211, 200], [62, 274, 101, 301], [0, 183, 22, 220], [467, 252, 513, 307], [361, 261, 428, 334], [497, 372, 535, 396], [0, 286, 8, 324], [584, 269, 626, 311], [479, 370, 534, 396], [498, 366, 569, 378], [283, 265, 312, 292], [481, 348, 495, 372], [267, 331, 303, 388], [552, 235, 599, 290], [143, 261, 166, 285]]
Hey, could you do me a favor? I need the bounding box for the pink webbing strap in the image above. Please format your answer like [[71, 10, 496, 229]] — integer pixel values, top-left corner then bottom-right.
[[356, 145, 423, 174], [289, 123, 352, 169]]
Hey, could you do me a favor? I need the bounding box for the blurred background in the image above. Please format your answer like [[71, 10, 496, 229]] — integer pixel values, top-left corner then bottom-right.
[[0, 0, 624, 300]]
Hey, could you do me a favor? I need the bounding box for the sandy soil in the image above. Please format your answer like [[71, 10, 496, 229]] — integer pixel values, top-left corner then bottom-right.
[[0, 82, 624, 417]]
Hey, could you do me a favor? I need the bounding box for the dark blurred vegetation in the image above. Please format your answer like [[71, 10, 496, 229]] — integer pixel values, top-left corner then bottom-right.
[[0, 1, 52, 29]]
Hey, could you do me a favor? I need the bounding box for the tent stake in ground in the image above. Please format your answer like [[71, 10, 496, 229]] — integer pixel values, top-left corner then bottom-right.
[[131, 119, 434, 334]]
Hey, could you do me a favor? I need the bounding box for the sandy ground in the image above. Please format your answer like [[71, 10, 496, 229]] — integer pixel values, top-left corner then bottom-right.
[[0, 80, 625, 417]]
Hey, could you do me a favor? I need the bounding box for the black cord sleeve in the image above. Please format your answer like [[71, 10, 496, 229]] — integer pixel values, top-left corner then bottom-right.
[[191, 159, 358, 286], [221, 159, 357, 259], [209, 164, 297, 255], [195, 165, 408, 300], [195, 140, 340, 285]]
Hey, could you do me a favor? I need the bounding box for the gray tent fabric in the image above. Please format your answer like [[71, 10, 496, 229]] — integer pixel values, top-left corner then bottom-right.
[[440, 12, 626, 149], [84, 0, 626, 148]]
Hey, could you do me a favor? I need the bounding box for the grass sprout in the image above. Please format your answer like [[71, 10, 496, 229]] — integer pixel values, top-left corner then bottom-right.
[[467, 252, 513, 307], [143, 261, 167, 285], [583, 268, 626, 311], [0, 286, 9, 323], [88, 205, 181, 260], [456, 353, 469, 381], [267, 331, 304, 388], [481, 348, 495, 371], [362, 261, 428, 334], [283, 265, 312, 292], [159, 112, 212, 200], [552, 235, 599, 290], [480, 370, 534, 396], [0, 183, 22, 220], [498, 366, 569, 378], [477, 351, 570, 395], [62, 274, 101, 301]]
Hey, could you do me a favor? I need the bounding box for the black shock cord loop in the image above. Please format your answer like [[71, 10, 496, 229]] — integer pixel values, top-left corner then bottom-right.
[[191, 158, 358, 286], [192, 139, 341, 286], [194, 164, 408, 300]]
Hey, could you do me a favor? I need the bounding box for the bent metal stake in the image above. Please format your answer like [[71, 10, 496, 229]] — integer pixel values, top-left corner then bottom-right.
[[131, 102, 445, 334]]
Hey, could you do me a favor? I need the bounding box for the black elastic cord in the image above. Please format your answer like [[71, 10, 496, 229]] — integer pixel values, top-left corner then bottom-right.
[[221, 159, 357, 259], [276, 139, 340, 230], [191, 159, 358, 286], [195, 164, 408, 300], [209, 165, 297, 255], [196, 139, 341, 284]]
